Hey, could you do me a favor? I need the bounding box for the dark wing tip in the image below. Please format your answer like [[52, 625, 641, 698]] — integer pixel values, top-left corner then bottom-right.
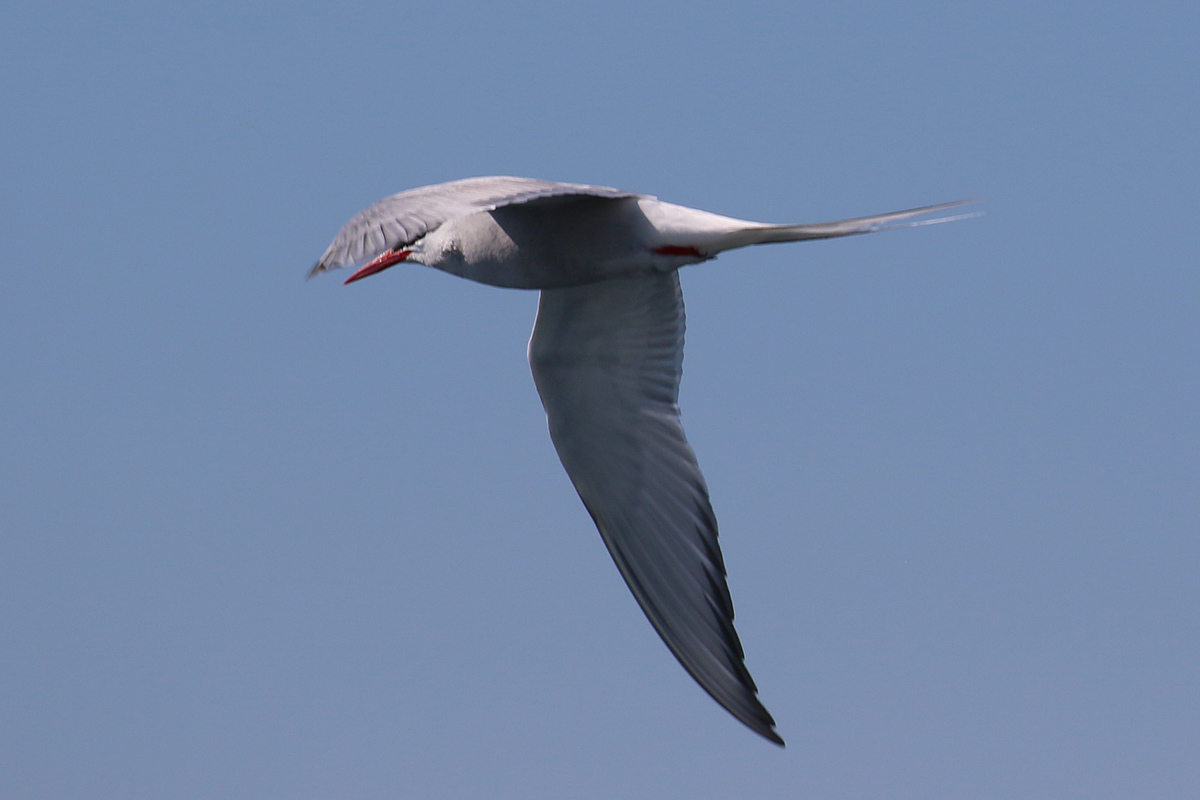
[[730, 690, 785, 746]]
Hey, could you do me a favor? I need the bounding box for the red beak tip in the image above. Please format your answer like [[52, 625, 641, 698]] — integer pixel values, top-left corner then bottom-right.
[[342, 249, 411, 286]]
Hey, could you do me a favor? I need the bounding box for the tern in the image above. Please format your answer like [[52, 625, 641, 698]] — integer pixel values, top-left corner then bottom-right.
[[309, 176, 976, 745]]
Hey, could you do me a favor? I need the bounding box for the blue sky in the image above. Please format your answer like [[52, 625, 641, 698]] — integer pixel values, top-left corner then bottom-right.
[[2, 1, 1197, 797]]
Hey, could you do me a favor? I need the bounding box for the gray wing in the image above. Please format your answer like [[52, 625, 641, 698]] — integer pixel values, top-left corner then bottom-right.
[[309, 177, 645, 278], [528, 271, 783, 745]]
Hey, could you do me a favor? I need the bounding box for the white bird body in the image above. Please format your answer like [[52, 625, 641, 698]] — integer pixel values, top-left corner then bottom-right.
[[310, 176, 976, 745]]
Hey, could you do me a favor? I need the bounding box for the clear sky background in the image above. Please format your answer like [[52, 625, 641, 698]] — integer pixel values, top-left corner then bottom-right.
[[2, 1, 1197, 797]]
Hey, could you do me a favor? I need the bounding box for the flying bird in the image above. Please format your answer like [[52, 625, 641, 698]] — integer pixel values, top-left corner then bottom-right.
[[309, 176, 976, 745]]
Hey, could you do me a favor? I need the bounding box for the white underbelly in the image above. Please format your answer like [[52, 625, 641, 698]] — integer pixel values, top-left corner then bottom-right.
[[428, 200, 681, 289]]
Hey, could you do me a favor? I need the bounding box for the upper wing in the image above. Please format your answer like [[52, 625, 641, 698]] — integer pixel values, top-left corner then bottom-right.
[[308, 177, 645, 278], [528, 271, 783, 745]]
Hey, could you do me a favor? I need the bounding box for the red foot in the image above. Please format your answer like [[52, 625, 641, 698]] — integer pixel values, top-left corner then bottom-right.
[[654, 245, 703, 257]]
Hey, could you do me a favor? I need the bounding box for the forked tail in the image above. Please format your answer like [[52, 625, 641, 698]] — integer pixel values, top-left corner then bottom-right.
[[748, 199, 982, 245]]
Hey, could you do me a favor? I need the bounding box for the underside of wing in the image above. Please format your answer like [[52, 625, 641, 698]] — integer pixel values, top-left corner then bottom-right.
[[308, 177, 646, 277], [528, 271, 783, 745]]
